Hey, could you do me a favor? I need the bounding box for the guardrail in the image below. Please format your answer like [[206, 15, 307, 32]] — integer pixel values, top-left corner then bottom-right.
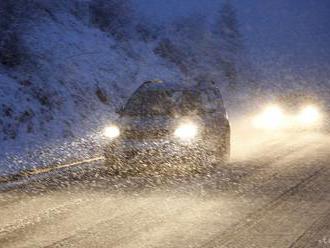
[[0, 156, 104, 185]]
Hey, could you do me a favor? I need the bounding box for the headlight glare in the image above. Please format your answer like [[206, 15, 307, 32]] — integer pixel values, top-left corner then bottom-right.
[[298, 105, 320, 125], [103, 125, 120, 139], [252, 105, 284, 129], [174, 122, 198, 140]]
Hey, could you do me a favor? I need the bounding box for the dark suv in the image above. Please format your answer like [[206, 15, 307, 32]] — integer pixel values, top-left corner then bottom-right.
[[104, 80, 230, 173]]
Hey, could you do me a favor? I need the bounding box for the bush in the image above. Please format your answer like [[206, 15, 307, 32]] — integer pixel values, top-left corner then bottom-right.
[[95, 87, 109, 104], [135, 22, 160, 42], [154, 39, 188, 74], [0, 0, 27, 67], [89, 0, 133, 40], [0, 32, 26, 67]]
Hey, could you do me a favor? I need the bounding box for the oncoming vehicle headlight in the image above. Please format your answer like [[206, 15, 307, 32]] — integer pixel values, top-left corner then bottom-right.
[[103, 125, 120, 139], [174, 122, 198, 140], [252, 105, 285, 129], [298, 105, 321, 126]]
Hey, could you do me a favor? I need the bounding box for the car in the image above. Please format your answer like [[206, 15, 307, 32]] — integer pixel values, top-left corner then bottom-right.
[[252, 91, 328, 131], [103, 80, 230, 174]]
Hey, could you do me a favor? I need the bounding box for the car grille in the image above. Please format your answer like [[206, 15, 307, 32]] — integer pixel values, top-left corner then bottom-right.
[[124, 129, 169, 140]]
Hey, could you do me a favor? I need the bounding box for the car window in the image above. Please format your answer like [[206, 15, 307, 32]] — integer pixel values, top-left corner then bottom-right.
[[176, 90, 202, 114], [123, 90, 177, 116], [123, 88, 225, 116], [199, 89, 224, 113]]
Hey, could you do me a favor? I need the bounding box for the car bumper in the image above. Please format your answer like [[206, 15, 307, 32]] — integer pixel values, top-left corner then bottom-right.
[[104, 139, 215, 164]]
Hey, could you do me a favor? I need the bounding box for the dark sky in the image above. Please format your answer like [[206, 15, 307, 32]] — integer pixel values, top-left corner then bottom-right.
[[133, 0, 330, 84]]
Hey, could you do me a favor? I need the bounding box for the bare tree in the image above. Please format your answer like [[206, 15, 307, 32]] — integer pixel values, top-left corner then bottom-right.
[[214, 0, 244, 91]]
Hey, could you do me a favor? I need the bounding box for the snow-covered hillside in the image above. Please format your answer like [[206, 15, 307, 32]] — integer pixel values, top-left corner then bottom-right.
[[0, 1, 180, 173]]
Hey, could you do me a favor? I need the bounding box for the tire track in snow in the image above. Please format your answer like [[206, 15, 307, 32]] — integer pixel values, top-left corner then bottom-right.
[[0, 198, 89, 242], [201, 156, 329, 248]]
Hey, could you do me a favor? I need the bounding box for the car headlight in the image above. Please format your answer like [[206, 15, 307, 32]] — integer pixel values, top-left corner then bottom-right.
[[174, 122, 198, 140], [252, 105, 284, 129], [298, 105, 321, 125], [103, 125, 120, 139]]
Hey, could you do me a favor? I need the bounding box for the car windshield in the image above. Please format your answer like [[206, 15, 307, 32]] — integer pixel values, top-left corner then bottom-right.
[[122, 89, 205, 116]]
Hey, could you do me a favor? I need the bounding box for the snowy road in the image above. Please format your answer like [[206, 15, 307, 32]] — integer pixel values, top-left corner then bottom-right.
[[0, 131, 330, 248]]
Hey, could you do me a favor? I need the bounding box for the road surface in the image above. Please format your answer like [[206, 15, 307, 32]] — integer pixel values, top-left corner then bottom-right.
[[0, 130, 330, 248]]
